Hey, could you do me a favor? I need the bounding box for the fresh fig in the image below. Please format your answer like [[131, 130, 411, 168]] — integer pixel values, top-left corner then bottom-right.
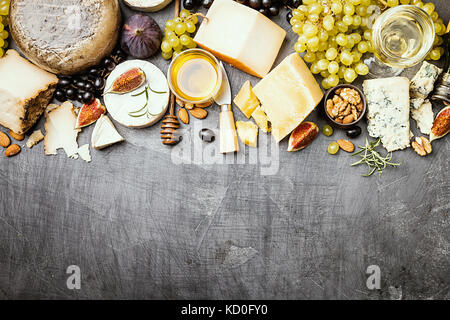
[[121, 14, 162, 59], [104, 67, 146, 95], [287, 121, 319, 152], [76, 98, 106, 129], [430, 106, 450, 142]]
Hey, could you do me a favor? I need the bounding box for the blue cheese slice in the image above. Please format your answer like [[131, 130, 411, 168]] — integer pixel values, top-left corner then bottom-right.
[[363, 77, 410, 152], [411, 99, 434, 135], [410, 61, 442, 109]]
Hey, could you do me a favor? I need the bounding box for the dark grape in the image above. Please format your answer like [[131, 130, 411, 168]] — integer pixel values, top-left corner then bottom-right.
[[88, 68, 100, 77], [84, 82, 94, 92], [54, 89, 66, 102], [93, 77, 105, 91], [65, 88, 77, 100], [183, 0, 195, 9], [79, 74, 89, 82], [290, 0, 301, 7], [258, 8, 269, 16], [75, 81, 87, 90], [194, 0, 203, 6], [268, 6, 279, 16], [286, 11, 293, 23], [262, 0, 271, 8], [77, 90, 85, 102], [81, 91, 95, 104], [249, 0, 261, 9], [236, 0, 246, 4], [346, 126, 362, 139], [202, 0, 214, 8], [59, 78, 71, 88], [199, 129, 215, 143]]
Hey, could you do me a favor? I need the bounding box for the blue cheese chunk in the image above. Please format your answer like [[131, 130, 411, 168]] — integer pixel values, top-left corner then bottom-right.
[[363, 77, 410, 152], [411, 99, 434, 135], [410, 61, 442, 109]]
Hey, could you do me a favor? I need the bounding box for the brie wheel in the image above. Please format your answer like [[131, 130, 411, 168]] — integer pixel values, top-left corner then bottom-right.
[[104, 60, 169, 128], [123, 0, 172, 12]]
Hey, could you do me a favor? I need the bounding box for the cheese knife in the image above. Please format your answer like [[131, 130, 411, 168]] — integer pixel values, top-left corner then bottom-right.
[[214, 62, 239, 154]]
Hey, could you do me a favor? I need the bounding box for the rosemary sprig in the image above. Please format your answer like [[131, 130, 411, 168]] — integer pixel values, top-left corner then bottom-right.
[[351, 138, 401, 177], [128, 85, 167, 119]]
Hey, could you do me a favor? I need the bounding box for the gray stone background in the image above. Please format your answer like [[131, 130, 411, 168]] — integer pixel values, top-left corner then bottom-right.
[[0, 0, 449, 300]]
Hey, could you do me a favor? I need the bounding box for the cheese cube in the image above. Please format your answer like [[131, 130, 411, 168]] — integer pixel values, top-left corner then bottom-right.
[[234, 80, 260, 118], [193, 0, 286, 78], [251, 106, 271, 133], [0, 50, 58, 134], [252, 53, 323, 143], [236, 121, 258, 147]]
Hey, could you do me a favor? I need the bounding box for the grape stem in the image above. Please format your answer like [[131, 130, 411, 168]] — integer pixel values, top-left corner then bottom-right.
[[377, 0, 388, 8], [186, 13, 209, 24]]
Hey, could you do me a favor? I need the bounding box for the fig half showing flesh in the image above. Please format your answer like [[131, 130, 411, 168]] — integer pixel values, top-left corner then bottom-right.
[[287, 121, 319, 152], [430, 106, 450, 142], [104, 67, 146, 95], [76, 98, 106, 129], [121, 14, 162, 59]]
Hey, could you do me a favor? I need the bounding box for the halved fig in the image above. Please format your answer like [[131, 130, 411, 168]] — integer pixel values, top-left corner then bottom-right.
[[287, 121, 319, 152], [104, 67, 146, 95], [430, 106, 450, 142], [76, 98, 106, 129]]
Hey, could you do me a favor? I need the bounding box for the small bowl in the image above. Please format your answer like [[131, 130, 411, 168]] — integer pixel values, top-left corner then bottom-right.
[[323, 84, 367, 128]]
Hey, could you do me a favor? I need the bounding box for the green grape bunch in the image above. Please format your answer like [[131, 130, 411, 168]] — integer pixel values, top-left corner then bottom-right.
[[290, 0, 446, 89], [161, 9, 199, 60], [0, 0, 10, 58]]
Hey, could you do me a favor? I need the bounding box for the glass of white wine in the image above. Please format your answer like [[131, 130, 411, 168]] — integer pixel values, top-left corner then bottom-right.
[[365, 5, 435, 77]]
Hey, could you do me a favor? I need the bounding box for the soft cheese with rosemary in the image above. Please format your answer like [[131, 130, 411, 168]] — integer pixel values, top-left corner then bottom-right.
[[363, 77, 410, 152], [410, 61, 442, 110]]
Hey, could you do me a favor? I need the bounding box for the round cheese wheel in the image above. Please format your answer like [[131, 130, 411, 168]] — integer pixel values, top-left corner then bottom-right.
[[10, 0, 121, 75], [103, 60, 169, 128], [123, 0, 173, 12]]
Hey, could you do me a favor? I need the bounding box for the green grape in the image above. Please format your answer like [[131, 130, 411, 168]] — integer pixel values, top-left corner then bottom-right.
[[336, 21, 349, 33], [318, 41, 328, 51], [328, 61, 340, 74], [303, 0, 316, 4], [336, 33, 348, 46], [290, 17, 300, 26], [161, 50, 173, 60], [180, 9, 191, 19], [161, 40, 172, 53], [298, 34, 308, 44], [331, 2, 343, 14], [352, 51, 361, 63], [186, 39, 197, 49], [344, 37, 355, 49], [318, 29, 329, 42], [165, 19, 175, 31], [322, 125, 334, 137], [321, 70, 330, 78], [0, 38, 3, 48], [387, 0, 399, 7], [174, 22, 187, 35], [422, 3, 434, 15], [298, 5, 309, 15], [295, 42, 307, 53], [311, 63, 321, 74], [400, 0, 410, 4], [351, 33, 362, 44], [308, 3, 323, 15], [186, 21, 196, 33], [180, 34, 191, 46], [355, 63, 369, 75], [307, 36, 320, 50], [361, 0, 371, 5], [323, 15, 335, 31], [328, 142, 340, 155], [343, 4, 355, 15], [429, 48, 441, 60], [326, 47, 338, 60], [304, 52, 316, 63], [338, 66, 346, 79], [356, 5, 368, 16], [327, 74, 339, 87], [190, 14, 198, 24], [357, 41, 369, 53], [431, 11, 439, 22], [292, 23, 303, 34], [343, 15, 353, 26], [322, 78, 330, 90], [353, 15, 362, 27], [173, 43, 183, 52], [169, 35, 180, 48], [317, 59, 329, 71], [340, 51, 353, 66], [316, 51, 326, 60], [308, 13, 319, 23], [292, 9, 304, 19], [303, 23, 318, 37], [0, 47, 4, 58], [363, 30, 372, 41], [344, 68, 357, 82], [434, 23, 442, 35]]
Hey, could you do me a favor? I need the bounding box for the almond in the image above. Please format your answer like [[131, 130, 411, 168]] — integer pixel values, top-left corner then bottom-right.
[[189, 107, 208, 119], [0, 131, 11, 148], [5, 144, 21, 157], [178, 108, 189, 124], [185, 103, 194, 110], [337, 139, 355, 153], [176, 98, 185, 108], [9, 130, 25, 141], [196, 100, 213, 108], [342, 114, 355, 124]]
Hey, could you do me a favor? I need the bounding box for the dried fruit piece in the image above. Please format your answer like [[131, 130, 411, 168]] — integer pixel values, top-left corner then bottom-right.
[[5, 144, 21, 157], [287, 121, 319, 152], [337, 139, 355, 153], [0, 132, 11, 148], [196, 100, 213, 108], [104, 67, 146, 95], [76, 98, 106, 129], [178, 108, 189, 124], [9, 130, 25, 141], [430, 106, 450, 142], [189, 108, 208, 119]]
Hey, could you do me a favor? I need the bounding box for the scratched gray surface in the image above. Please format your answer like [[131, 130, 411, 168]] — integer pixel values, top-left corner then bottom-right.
[[0, 1, 449, 300]]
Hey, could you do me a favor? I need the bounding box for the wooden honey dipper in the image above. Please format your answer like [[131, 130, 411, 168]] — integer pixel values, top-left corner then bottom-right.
[[161, 0, 181, 145]]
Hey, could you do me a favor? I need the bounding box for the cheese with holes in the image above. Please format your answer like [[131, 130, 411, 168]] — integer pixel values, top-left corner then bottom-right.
[[91, 115, 124, 150], [44, 101, 80, 158], [0, 50, 58, 135], [10, 0, 121, 75], [193, 0, 285, 78], [251, 106, 271, 133], [252, 53, 323, 143], [234, 81, 260, 118]]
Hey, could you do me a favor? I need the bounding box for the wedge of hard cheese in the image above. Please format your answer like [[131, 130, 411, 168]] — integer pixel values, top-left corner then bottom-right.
[[0, 50, 58, 135], [252, 53, 323, 143], [193, 0, 286, 78], [91, 115, 124, 150]]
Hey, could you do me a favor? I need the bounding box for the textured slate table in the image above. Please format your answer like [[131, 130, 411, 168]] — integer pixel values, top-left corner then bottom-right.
[[1, 1, 449, 300]]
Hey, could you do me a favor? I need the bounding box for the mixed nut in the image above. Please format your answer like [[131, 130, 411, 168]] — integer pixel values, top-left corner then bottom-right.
[[326, 87, 364, 124]]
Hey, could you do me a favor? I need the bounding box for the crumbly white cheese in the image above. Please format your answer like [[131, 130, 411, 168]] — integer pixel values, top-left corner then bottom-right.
[[26, 130, 45, 148], [410, 61, 442, 109], [78, 144, 92, 163], [363, 77, 410, 152], [411, 99, 434, 135]]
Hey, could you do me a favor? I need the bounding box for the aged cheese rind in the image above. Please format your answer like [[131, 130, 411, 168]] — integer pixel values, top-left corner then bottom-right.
[[193, 0, 286, 78], [252, 53, 323, 143], [123, 0, 172, 12], [410, 61, 442, 109], [10, 0, 121, 75], [0, 50, 58, 135], [26, 130, 45, 148], [363, 77, 410, 152], [411, 100, 434, 135]]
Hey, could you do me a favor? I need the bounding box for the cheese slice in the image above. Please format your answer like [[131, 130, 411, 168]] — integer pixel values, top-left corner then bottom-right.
[[251, 106, 271, 133], [78, 144, 92, 163], [0, 50, 58, 134], [44, 102, 80, 157], [91, 115, 124, 150], [234, 81, 260, 118], [26, 130, 45, 148], [193, 0, 286, 78], [252, 53, 323, 143], [411, 99, 434, 135], [236, 121, 258, 147]]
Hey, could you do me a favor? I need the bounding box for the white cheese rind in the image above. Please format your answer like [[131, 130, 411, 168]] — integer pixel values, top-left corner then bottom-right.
[[0, 50, 58, 134], [363, 77, 410, 152], [411, 99, 434, 135], [410, 61, 442, 109], [123, 0, 172, 12]]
